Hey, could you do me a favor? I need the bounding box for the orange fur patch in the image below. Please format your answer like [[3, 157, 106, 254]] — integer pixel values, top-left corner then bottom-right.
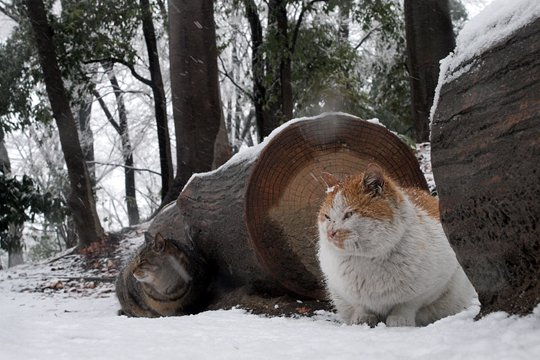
[[318, 173, 403, 221], [342, 175, 402, 220], [403, 187, 440, 220]]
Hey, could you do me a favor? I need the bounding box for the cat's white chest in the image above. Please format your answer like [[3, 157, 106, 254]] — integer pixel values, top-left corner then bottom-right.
[[319, 244, 399, 311]]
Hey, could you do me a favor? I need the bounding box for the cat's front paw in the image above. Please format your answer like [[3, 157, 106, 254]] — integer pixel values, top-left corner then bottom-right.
[[348, 312, 379, 327], [385, 315, 415, 327]]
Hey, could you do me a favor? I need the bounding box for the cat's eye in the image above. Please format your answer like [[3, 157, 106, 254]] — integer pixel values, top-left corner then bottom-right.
[[343, 211, 353, 220], [324, 214, 330, 221]]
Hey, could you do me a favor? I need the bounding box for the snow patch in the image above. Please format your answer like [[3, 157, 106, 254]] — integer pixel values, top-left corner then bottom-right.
[[430, 0, 540, 124]]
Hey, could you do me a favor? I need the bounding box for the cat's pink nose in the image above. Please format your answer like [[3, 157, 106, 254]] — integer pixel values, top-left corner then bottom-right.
[[328, 230, 337, 238]]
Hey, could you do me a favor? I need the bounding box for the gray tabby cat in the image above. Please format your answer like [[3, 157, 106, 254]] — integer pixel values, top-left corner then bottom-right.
[[116, 233, 208, 317]]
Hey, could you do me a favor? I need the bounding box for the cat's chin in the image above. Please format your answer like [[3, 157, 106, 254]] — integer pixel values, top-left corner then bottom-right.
[[326, 241, 376, 258]]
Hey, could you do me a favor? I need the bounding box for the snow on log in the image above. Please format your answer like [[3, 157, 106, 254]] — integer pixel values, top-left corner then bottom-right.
[[431, 2, 540, 315], [176, 112, 428, 300]]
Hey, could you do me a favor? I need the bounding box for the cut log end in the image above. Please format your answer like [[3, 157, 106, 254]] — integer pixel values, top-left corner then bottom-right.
[[246, 114, 428, 299]]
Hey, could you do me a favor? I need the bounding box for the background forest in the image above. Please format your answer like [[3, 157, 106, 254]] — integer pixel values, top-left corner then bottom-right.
[[0, 0, 481, 268]]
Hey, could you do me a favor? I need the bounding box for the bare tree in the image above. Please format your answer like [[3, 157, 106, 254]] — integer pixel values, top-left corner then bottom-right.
[[25, 0, 105, 248], [404, 0, 455, 142], [93, 64, 140, 226]]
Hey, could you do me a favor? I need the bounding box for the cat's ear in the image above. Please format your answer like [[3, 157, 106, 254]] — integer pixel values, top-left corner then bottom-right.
[[144, 232, 153, 245], [153, 233, 166, 253], [363, 164, 385, 196], [321, 172, 339, 190]]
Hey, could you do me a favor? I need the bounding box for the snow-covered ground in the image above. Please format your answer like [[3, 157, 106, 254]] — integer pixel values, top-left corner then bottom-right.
[[1, 229, 539, 360], [1, 277, 539, 360]]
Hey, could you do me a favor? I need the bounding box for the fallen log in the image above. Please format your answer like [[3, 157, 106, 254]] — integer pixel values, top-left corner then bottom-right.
[[174, 113, 428, 300], [431, 15, 540, 315]]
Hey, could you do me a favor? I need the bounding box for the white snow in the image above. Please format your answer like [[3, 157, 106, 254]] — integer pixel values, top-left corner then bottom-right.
[[1, 282, 540, 360], [415, 142, 436, 193], [430, 0, 540, 123], [1, 230, 539, 360]]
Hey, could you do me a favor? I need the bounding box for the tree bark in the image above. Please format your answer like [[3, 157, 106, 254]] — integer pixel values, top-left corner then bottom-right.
[[7, 224, 23, 267], [174, 114, 428, 299], [76, 93, 96, 189], [404, 0, 455, 142], [25, 0, 105, 248], [0, 127, 10, 174], [243, 0, 267, 143], [266, 0, 293, 136], [140, 0, 174, 202], [166, 0, 226, 203], [431, 18, 540, 316]]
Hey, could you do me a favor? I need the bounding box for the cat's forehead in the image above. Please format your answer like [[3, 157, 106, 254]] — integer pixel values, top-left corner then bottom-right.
[[320, 189, 347, 214], [332, 191, 347, 210]]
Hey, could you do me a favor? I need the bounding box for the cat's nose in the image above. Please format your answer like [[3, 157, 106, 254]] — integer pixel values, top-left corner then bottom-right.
[[328, 230, 337, 238]]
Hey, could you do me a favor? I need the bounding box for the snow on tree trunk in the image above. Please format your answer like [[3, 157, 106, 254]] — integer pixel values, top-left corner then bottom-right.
[[165, 113, 428, 299], [431, 7, 540, 315]]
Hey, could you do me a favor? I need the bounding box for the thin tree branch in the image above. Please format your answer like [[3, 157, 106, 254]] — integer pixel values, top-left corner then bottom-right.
[[354, 26, 381, 50], [218, 55, 253, 101], [92, 89, 122, 135], [83, 58, 152, 86], [290, 0, 325, 54], [0, 1, 19, 23], [88, 161, 161, 176]]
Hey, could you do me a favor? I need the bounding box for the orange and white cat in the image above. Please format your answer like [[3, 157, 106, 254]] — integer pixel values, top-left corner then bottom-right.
[[317, 164, 476, 327]]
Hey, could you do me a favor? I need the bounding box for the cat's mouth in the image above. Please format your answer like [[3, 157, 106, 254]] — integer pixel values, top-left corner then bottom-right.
[[327, 230, 352, 250]]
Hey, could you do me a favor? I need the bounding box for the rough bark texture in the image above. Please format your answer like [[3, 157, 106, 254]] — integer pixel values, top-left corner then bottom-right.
[[172, 114, 428, 300], [0, 127, 9, 174], [167, 0, 223, 203], [140, 0, 174, 202], [76, 94, 95, 187], [405, 0, 455, 142], [25, 0, 105, 248], [212, 109, 232, 169], [267, 0, 293, 132], [431, 18, 540, 316], [243, 0, 267, 143]]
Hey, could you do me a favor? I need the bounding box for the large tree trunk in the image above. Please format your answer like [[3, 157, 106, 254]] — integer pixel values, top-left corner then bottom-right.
[[431, 18, 540, 316], [404, 0, 455, 142], [25, 0, 105, 248], [243, 0, 267, 143], [140, 0, 174, 202], [167, 0, 226, 203], [167, 114, 428, 300], [266, 0, 293, 135]]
